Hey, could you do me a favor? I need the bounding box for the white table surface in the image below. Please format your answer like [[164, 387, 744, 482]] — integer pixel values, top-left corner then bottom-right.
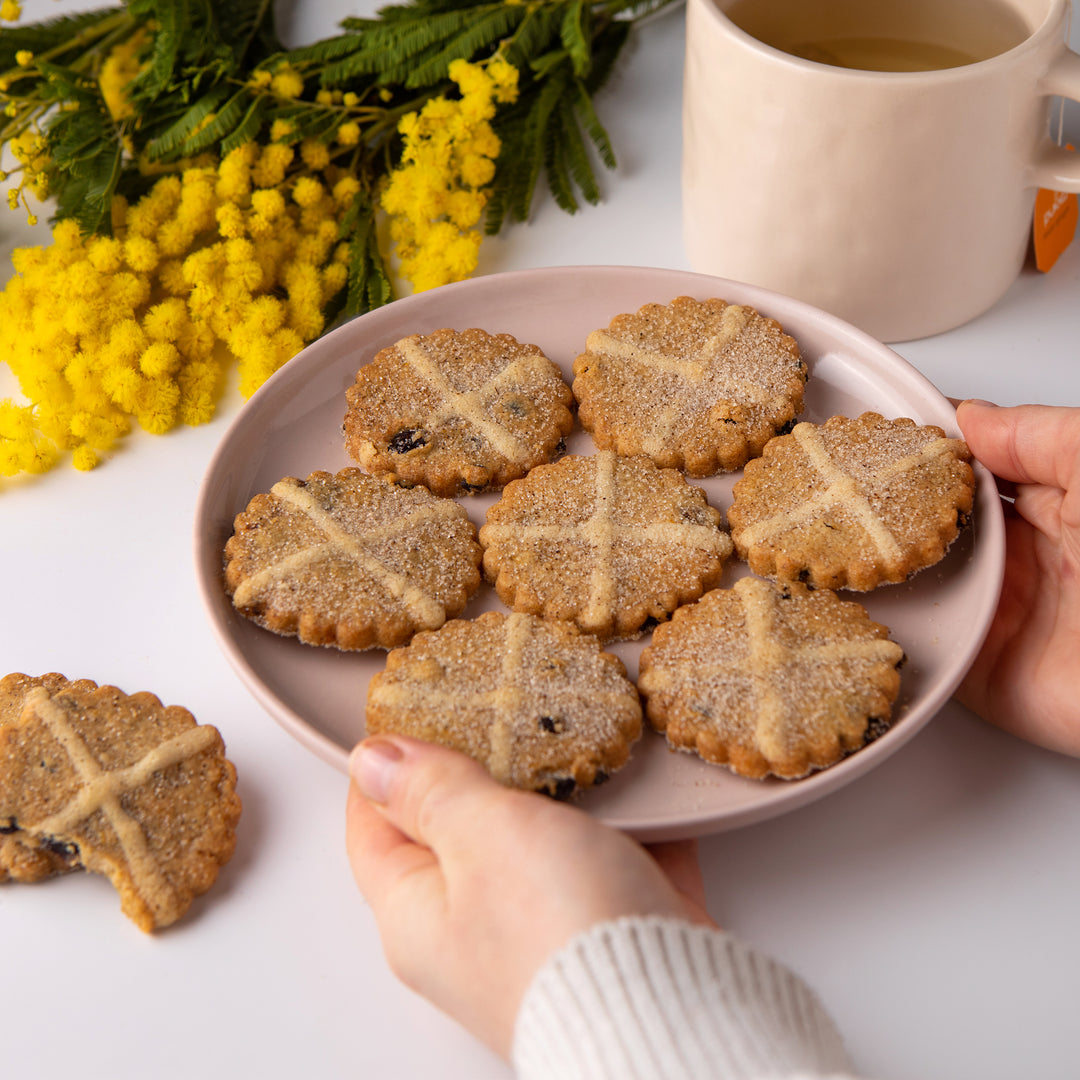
[[3, 3, 1079, 1078]]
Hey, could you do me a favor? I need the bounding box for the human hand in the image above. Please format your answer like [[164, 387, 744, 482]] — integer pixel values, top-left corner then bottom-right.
[[955, 400, 1080, 756], [345, 734, 716, 1058]]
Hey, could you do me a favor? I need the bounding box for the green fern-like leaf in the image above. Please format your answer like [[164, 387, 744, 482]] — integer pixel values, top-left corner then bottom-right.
[[583, 16, 630, 92], [404, 6, 523, 87], [341, 196, 394, 317], [558, 94, 600, 205], [128, 1, 183, 103], [559, 0, 590, 77], [319, 11, 478, 86], [281, 32, 367, 69], [483, 109, 526, 234], [220, 94, 270, 155], [529, 46, 571, 81], [142, 83, 232, 160], [51, 134, 123, 234], [572, 78, 615, 169], [263, 102, 339, 144], [0, 7, 123, 69], [170, 87, 252, 155], [22, 58, 86, 103], [543, 108, 578, 214], [509, 64, 571, 222], [215, 0, 280, 64], [501, 6, 562, 72]]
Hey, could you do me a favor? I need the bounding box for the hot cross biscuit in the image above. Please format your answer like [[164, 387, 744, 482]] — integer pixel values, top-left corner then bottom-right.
[[225, 467, 482, 650], [343, 327, 574, 496], [366, 611, 642, 798], [572, 296, 807, 475], [638, 577, 905, 780], [0, 678, 241, 930], [479, 450, 733, 641], [0, 672, 93, 883], [728, 412, 975, 591]]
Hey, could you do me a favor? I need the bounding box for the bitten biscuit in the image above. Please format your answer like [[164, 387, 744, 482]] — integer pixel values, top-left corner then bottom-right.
[[572, 296, 807, 475], [343, 327, 575, 496], [0, 677, 241, 931], [366, 611, 643, 799], [224, 467, 482, 650], [479, 450, 733, 641], [637, 577, 905, 780], [0, 672, 93, 882], [727, 412, 975, 591]]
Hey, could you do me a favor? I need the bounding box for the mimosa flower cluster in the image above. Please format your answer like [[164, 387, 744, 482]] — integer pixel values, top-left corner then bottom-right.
[[97, 25, 150, 121], [0, 145, 350, 476], [1, 0, 655, 484], [381, 58, 519, 292]]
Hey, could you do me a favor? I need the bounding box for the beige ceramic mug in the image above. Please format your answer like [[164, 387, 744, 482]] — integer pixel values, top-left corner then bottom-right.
[[682, 0, 1080, 341]]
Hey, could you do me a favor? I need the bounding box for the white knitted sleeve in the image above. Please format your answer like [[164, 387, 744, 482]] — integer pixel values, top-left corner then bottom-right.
[[511, 915, 859, 1080]]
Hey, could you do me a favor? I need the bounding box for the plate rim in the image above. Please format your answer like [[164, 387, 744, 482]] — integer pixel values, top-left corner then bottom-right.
[[193, 264, 1005, 839]]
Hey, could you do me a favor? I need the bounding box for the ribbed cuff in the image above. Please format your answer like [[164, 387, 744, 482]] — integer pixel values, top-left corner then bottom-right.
[[511, 915, 855, 1080]]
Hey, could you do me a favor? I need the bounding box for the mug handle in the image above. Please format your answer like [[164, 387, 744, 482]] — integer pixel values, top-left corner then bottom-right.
[[1033, 47, 1080, 192]]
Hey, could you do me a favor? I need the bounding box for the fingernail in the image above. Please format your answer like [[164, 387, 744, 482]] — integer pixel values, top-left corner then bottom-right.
[[961, 398, 997, 408], [349, 738, 404, 804]]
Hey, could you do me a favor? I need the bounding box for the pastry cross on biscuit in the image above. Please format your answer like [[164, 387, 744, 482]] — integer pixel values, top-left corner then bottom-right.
[[480, 450, 733, 640], [225, 468, 483, 650], [232, 478, 462, 627], [572, 296, 808, 475], [343, 327, 575, 496], [366, 610, 643, 798], [0, 677, 240, 931], [729, 413, 975, 591], [638, 577, 905, 779], [389, 335, 545, 464]]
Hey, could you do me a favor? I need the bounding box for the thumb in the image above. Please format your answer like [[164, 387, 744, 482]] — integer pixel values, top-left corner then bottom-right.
[[956, 400, 1080, 490], [349, 734, 514, 863], [345, 735, 518, 970]]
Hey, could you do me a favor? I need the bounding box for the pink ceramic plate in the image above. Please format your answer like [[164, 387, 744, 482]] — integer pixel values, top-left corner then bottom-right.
[[194, 266, 1004, 840]]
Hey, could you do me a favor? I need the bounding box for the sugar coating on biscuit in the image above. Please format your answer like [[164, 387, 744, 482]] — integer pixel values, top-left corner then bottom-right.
[[0, 672, 96, 882], [0, 678, 241, 930], [343, 327, 574, 496], [225, 468, 482, 650], [366, 611, 642, 797], [638, 577, 904, 780], [572, 296, 807, 475], [480, 451, 733, 641], [728, 413, 975, 591]]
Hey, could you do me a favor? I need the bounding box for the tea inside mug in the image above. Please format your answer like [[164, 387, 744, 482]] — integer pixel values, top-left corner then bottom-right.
[[722, 0, 1032, 71]]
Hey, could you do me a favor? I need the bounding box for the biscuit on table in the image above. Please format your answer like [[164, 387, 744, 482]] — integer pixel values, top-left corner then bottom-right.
[[572, 296, 807, 475], [0, 675, 241, 931], [366, 611, 642, 799], [637, 577, 905, 780], [225, 467, 482, 650], [728, 412, 975, 591], [0, 672, 92, 882], [343, 327, 574, 496], [479, 450, 733, 641]]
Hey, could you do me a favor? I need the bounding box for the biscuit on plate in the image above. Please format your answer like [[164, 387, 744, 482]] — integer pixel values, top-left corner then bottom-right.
[[727, 412, 975, 591], [225, 467, 482, 650], [0, 675, 241, 931], [637, 577, 905, 780], [572, 296, 807, 475], [343, 327, 574, 496], [366, 611, 642, 799], [479, 450, 733, 641]]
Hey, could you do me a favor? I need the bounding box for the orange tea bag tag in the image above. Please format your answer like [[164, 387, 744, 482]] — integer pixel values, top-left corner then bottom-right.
[[1034, 143, 1078, 273]]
